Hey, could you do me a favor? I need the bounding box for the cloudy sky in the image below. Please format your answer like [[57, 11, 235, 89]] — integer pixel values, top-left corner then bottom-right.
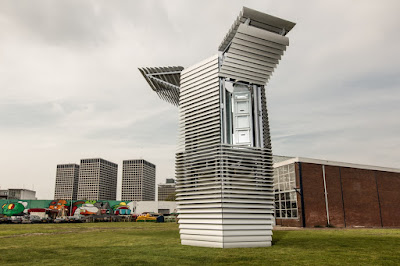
[[1, 0, 399, 199]]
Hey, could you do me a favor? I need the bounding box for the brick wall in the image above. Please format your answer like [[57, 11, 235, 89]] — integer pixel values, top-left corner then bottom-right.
[[324, 165, 346, 227], [376, 171, 400, 227], [341, 167, 381, 227], [286, 162, 400, 228]]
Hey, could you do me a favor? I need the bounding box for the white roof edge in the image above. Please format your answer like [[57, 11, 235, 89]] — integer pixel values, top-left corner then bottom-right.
[[273, 157, 400, 173]]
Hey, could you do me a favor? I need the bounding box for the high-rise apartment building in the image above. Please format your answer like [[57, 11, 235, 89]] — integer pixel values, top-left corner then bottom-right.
[[121, 159, 155, 201], [77, 158, 118, 200], [158, 179, 176, 201], [54, 164, 80, 200]]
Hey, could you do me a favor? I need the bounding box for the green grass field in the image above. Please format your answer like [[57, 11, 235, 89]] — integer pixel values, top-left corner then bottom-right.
[[0, 223, 399, 265]]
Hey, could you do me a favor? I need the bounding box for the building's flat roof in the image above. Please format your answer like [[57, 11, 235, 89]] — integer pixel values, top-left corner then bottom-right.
[[8, 188, 36, 192], [123, 159, 156, 168], [273, 156, 400, 174], [80, 158, 118, 167]]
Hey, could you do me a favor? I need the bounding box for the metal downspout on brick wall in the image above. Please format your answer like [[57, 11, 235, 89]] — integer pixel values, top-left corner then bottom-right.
[[322, 165, 330, 225]]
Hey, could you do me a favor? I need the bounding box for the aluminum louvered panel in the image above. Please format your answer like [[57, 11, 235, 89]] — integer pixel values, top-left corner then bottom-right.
[[219, 23, 290, 86], [177, 143, 275, 248], [177, 55, 220, 154], [219, 7, 295, 52]]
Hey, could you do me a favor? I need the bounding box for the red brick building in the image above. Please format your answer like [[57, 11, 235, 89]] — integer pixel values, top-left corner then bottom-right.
[[273, 156, 400, 228]]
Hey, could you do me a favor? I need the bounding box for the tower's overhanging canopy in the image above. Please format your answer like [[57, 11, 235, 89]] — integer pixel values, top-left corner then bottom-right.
[[138, 66, 183, 106], [139, 6, 295, 105], [218, 7, 295, 86]]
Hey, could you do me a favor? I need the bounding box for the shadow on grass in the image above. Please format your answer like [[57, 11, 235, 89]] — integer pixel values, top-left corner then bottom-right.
[[272, 230, 289, 246]]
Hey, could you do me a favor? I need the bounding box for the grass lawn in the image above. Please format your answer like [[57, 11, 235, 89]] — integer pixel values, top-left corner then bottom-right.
[[0, 223, 399, 265]]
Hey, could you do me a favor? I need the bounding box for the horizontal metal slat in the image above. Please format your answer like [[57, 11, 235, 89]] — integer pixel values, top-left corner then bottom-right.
[[232, 38, 284, 55], [225, 52, 277, 68], [237, 24, 289, 46], [221, 64, 270, 80], [222, 60, 273, 75], [235, 32, 286, 51], [230, 43, 282, 60]]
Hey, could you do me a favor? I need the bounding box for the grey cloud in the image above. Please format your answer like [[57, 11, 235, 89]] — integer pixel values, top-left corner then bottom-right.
[[1, 0, 400, 199], [0, 99, 121, 132], [0, 102, 64, 128], [85, 106, 178, 147], [1, 1, 180, 50], [1, 1, 114, 47]]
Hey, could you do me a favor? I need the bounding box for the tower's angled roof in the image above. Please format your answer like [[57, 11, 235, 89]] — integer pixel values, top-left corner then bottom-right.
[[219, 7, 296, 52], [218, 7, 296, 86]]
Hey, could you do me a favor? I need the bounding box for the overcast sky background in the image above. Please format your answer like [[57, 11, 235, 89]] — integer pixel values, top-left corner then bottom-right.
[[1, 0, 399, 199]]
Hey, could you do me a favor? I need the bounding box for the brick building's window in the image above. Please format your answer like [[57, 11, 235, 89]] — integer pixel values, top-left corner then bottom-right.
[[273, 164, 298, 219]]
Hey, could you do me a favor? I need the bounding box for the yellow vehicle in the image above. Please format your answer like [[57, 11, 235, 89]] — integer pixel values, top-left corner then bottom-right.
[[136, 213, 157, 222]]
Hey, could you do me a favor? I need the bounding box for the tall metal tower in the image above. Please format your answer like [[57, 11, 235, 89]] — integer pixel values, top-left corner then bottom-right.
[[139, 7, 295, 248]]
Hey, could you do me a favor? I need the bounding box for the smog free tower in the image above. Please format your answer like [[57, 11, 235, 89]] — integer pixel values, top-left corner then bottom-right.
[[139, 7, 295, 248]]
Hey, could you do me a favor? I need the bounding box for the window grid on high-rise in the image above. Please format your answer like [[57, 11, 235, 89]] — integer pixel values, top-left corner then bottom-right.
[[121, 159, 155, 201], [77, 158, 118, 201], [54, 164, 80, 200]]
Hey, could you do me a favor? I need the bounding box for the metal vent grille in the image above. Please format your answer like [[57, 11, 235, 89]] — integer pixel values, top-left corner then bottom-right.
[[177, 145, 274, 248]]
